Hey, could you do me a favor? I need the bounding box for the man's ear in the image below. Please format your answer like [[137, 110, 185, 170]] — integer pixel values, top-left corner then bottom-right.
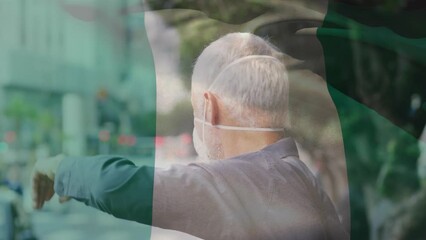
[[204, 91, 220, 126]]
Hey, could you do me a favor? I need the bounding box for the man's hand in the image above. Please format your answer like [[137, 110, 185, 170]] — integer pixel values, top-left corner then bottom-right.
[[32, 155, 70, 209]]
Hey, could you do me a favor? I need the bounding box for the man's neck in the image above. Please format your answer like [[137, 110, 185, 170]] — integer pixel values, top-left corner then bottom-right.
[[221, 131, 284, 159]]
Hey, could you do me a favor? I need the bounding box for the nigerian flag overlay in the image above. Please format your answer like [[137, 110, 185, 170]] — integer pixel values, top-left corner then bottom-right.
[[0, 0, 424, 239], [318, 2, 426, 239]]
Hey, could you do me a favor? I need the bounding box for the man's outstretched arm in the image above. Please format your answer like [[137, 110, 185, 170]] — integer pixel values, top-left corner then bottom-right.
[[32, 155, 155, 225], [33, 155, 226, 239]]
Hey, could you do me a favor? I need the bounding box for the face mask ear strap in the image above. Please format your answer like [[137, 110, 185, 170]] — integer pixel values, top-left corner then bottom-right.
[[202, 98, 207, 145]]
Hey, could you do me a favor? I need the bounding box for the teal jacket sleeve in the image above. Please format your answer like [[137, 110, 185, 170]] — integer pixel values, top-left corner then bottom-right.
[[54, 155, 155, 225]]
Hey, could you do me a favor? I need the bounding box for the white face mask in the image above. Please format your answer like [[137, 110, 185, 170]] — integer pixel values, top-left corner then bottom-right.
[[193, 127, 209, 160], [193, 102, 284, 158]]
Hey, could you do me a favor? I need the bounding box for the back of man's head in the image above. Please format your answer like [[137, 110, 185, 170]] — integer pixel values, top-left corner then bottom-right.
[[192, 32, 289, 129]]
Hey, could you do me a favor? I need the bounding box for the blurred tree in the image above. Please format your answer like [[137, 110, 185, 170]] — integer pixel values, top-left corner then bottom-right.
[[318, 1, 426, 239], [33, 110, 56, 146], [157, 100, 193, 136], [3, 95, 37, 148], [146, 0, 274, 24], [4, 95, 37, 129]]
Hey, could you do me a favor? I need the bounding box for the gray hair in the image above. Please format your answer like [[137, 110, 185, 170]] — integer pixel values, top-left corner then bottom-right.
[[192, 32, 289, 129]]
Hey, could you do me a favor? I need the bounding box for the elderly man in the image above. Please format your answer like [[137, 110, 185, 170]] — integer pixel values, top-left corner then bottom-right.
[[32, 33, 348, 239]]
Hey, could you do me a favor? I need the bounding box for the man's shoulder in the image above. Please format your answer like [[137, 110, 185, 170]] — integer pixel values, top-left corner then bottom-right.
[[195, 147, 306, 174], [190, 149, 312, 188], [192, 150, 269, 174], [186, 137, 301, 175]]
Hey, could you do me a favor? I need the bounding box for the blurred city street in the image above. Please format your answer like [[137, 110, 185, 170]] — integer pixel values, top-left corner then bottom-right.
[[32, 199, 147, 240], [1, 1, 424, 239], [32, 200, 199, 240]]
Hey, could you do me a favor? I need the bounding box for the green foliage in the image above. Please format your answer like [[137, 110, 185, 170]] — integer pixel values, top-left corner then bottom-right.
[[147, 0, 272, 24], [319, 2, 425, 199], [146, 1, 283, 90], [376, 129, 420, 199], [178, 18, 224, 89], [3, 94, 60, 146], [329, 86, 420, 200], [4, 95, 37, 121]]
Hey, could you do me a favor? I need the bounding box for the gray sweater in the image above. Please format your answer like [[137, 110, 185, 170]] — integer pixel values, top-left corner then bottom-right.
[[55, 138, 348, 239]]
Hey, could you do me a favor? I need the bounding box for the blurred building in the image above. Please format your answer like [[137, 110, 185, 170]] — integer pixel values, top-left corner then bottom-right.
[[0, 0, 156, 159]]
